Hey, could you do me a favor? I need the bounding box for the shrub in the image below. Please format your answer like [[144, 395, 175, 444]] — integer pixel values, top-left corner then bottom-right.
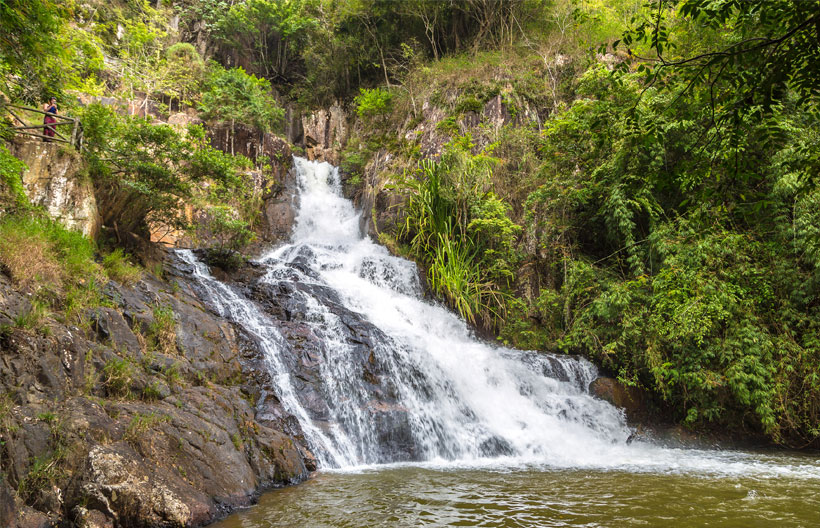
[[205, 205, 257, 252], [354, 87, 393, 120], [0, 213, 100, 289], [141, 381, 163, 400], [199, 62, 284, 135], [124, 412, 169, 442], [398, 142, 515, 328], [80, 103, 251, 237], [13, 299, 48, 330], [163, 42, 205, 106]]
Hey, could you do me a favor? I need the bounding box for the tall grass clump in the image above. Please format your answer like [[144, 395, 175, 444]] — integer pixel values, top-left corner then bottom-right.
[[0, 213, 109, 326], [147, 304, 177, 355], [398, 138, 518, 328], [102, 249, 142, 285]]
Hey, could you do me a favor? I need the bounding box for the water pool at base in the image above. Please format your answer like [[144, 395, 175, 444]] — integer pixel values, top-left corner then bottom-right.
[[211, 457, 820, 528]]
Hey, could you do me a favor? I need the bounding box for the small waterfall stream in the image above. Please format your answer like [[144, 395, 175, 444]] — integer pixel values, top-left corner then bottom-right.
[[181, 158, 820, 481]]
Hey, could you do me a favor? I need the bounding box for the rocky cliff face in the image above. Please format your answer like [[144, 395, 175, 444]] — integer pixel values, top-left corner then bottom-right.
[[9, 138, 101, 238], [301, 105, 348, 165], [0, 252, 311, 528]]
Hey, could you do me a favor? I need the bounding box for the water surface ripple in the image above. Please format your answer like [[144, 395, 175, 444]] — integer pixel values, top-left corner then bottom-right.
[[211, 462, 820, 527]]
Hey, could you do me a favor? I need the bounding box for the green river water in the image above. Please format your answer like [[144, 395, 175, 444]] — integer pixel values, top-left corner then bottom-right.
[[211, 453, 820, 528]]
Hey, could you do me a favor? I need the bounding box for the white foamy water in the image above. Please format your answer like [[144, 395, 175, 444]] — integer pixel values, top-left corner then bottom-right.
[[181, 157, 820, 481]]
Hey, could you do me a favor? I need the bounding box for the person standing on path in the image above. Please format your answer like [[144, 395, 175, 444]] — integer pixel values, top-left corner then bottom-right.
[[42, 97, 57, 141]]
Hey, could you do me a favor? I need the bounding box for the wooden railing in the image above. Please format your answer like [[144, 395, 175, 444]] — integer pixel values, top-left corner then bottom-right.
[[3, 104, 83, 151]]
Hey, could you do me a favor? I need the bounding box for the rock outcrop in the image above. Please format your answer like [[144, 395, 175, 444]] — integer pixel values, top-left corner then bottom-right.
[[206, 123, 299, 247], [9, 138, 101, 238], [302, 104, 348, 165], [0, 251, 311, 527]]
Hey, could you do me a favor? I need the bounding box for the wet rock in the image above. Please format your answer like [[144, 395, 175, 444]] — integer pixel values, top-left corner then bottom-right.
[[242, 263, 419, 462], [589, 377, 652, 424]]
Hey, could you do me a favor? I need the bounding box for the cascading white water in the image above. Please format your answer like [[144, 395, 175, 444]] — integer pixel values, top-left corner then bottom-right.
[[181, 158, 820, 481]]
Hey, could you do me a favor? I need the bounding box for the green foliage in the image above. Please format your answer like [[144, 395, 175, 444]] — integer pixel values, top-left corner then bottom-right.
[[36, 411, 56, 423], [0, 213, 107, 328], [205, 205, 257, 252], [79, 103, 249, 236], [215, 0, 315, 81], [162, 42, 205, 106], [199, 62, 284, 133], [453, 95, 484, 115], [0, 144, 28, 209], [124, 412, 170, 442], [340, 145, 372, 179], [468, 193, 522, 286], [499, 54, 820, 445], [231, 432, 243, 451], [355, 88, 394, 120], [618, 0, 820, 181], [0, 0, 65, 100], [147, 305, 177, 355], [398, 140, 519, 327], [142, 381, 163, 401], [16, 415, 67, 502], [201, 205, 257, 271], [13, 299, 48, 331], [59, 22, 106, 96]]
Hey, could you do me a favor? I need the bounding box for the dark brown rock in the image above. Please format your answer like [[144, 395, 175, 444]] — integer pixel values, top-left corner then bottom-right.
[[0, 478, 17, 528], [589, 377, 652, 424]]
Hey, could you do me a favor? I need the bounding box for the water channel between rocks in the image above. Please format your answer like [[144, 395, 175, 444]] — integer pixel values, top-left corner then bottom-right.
[[190, 158, 820, 527]]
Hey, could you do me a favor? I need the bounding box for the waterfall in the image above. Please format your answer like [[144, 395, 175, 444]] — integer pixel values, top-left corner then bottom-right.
[[179, 157, 816, 478], [178, 157, 631, 469]]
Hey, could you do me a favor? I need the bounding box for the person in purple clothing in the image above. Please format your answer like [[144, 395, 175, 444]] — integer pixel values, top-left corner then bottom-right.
[[42, 97, 57, 141]]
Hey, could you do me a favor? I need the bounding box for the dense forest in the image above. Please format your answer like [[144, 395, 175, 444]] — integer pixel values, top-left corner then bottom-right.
[[2, 0, 820, 462]]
